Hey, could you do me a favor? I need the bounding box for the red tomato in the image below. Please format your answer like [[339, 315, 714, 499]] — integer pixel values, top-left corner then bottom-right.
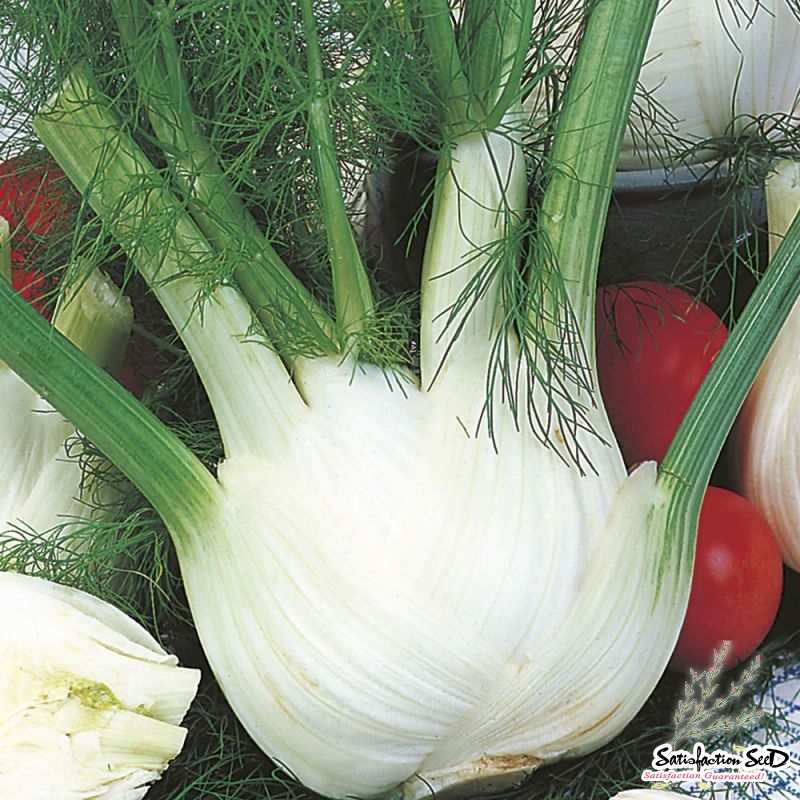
[[670, 486, 784, 673], [0, 149, 79, 317], [595, 280, 727, 466]]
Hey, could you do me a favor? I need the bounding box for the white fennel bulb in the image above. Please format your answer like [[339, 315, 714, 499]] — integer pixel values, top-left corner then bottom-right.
[[619, 0, 800, 169], [0, 228, 132, 549], [185, 365, 664, 797], [0, 363, 76, 534], [734, 158, 800, 571], [31, 70, 687, 799], [0, 570, 200, 799]]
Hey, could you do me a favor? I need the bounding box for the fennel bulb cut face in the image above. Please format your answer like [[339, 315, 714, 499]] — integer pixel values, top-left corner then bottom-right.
[[0, 571, 200, 799], [618, 0, 800, 169], [172, 354, 681, 800]]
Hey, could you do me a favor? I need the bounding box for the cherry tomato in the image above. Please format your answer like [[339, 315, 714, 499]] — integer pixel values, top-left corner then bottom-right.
[[0, 149, 79, 316], [595, 280, 727, 466], [670, 486, 784, 673]]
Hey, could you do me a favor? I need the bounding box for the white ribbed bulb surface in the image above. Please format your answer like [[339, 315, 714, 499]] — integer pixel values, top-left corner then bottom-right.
[[174, 355, 681, 799], [735, 160, 800, 571], [619, 0, 800, 169], [0, 366, 92, 535]]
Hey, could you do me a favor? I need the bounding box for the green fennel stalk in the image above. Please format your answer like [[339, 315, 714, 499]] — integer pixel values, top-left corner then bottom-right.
[[107, 0, 338, 355]]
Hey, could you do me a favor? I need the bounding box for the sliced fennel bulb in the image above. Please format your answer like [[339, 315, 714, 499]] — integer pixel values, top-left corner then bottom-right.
[[734, 158, 800, 571], [3, 0, 800, 797], [619, 0, 800, 169], [0, 570, 200, 799]]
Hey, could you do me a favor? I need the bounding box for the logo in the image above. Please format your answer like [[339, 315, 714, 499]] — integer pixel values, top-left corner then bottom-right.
[[641, 641, 791, 788], [643, 741, 790, 785]]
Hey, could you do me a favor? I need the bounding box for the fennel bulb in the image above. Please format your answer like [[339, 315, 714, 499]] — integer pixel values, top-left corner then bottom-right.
[[28, 35, 687, 793], [178, 357, 665, 798], [0, 570, 199, 799], [3, 0, 800, 797], [734, 158, 800, 571], [169, 141, 670, 791], [619, 0, 800, 169], [1, 221, 133, 553]]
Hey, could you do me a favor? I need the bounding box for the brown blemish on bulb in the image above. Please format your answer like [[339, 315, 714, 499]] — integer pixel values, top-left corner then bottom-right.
[[403, 753, 544, 800]]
